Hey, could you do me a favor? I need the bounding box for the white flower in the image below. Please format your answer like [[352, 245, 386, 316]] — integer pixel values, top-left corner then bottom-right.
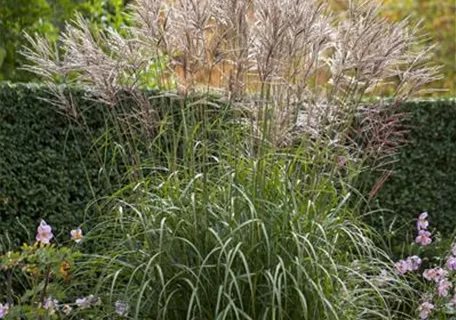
[[115, 300, 129, 316], [70, 228, 83, 243], [76, 297, 91, 310], [87, 294, 101, 306], [62, 304, 72, 315]]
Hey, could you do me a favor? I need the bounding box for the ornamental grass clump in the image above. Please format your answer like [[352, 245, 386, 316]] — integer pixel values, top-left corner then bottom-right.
[[18, 0, 442, 319], [82, 148, 417, 319]]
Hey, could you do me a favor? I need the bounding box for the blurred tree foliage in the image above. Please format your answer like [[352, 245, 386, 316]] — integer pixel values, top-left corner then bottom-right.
[[0, 0, 127, 82], [1, 0, 454, 96], [382, 0, 455, 97]]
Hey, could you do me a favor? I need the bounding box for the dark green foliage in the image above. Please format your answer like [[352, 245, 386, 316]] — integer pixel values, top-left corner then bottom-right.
[[370, 99, 456, 238], [1, 83, 454, 250], [0, 83, 122, 246], [0, 84, 232, 247]]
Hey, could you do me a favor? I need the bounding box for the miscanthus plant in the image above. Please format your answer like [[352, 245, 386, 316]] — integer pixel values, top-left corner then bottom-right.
[[22, 0, 439, 159], [18, 0, 441, 319], [81, 143, 416, 320]]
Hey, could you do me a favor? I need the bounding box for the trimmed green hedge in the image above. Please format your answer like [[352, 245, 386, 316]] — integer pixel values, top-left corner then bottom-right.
[[1, 83, 455, 247], [0, 84, 125, 246], [0, 84, 230, 246], [372, 99, 456, 236]]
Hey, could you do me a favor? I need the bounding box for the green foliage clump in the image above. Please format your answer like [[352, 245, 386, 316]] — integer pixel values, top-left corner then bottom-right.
[[371, 99, 456, 237]]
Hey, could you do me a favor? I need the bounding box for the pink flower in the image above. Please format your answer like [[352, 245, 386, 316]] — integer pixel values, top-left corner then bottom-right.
[[423, 269, 437, 281], [434, 268, 448, 282], [406, 255, 422, 271], [446, 256, 456, 270], [415, 230, 432, 246], [418, 301, 434, 319], [0, 303, 10, 318], [438, 279, 452, 297], [70, 228, 83, 243], [422, 268, 448, 282], [394, 260, 409, 274], [417, 212, 429, 230], [36, 220, 54, 244]]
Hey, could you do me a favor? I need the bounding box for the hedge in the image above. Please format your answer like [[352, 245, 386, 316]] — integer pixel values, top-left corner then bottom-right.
[[0, 83, 130, 246], [0, 83, 455, 248], [371, 99, 456, 237], [0, 84, 231, 246]]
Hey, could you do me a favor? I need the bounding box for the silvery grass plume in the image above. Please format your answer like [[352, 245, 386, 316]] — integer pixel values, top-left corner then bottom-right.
[[22, 0, 440, 156]]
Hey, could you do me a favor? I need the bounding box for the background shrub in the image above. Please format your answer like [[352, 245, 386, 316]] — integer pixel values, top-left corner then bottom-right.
[[370, 99, 456, 237], [0, 83, 118, 246], [1, 84, 454, 247], [0, 84, 231, 247]]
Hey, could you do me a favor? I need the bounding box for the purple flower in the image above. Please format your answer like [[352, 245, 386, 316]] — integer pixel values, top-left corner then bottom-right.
[[446, 256, 456, 270], [418, 301, 434, 319], [0, 303, 10, 318], [438, 279, 452, 297], [394, 260, 409, 274], [115, 301, 129, 316], [417, 212, 429, 230], [76, 297, 91, 310], [43, 297, 58, 315], [415, 230, 432, 246], [406, 255, 422, 271], [36, 220, 54, 244]]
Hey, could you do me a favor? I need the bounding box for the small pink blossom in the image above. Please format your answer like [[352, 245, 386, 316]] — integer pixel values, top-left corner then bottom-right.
[[36, 220, 54, 244], [415, 230, 432, 246], [434, 268, 448, 282], [394, 260, 409, 274], [438, 279, 452, 297], [418, 301, 434, 319], [406, 255, 422, 271], [70, 228, 83, 243], [0, 303, 10, 318], [417, 212, 429, 230], [423, 268, 447, 282], [423, 269, 437, 281], [446, 256, 456, 270]]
